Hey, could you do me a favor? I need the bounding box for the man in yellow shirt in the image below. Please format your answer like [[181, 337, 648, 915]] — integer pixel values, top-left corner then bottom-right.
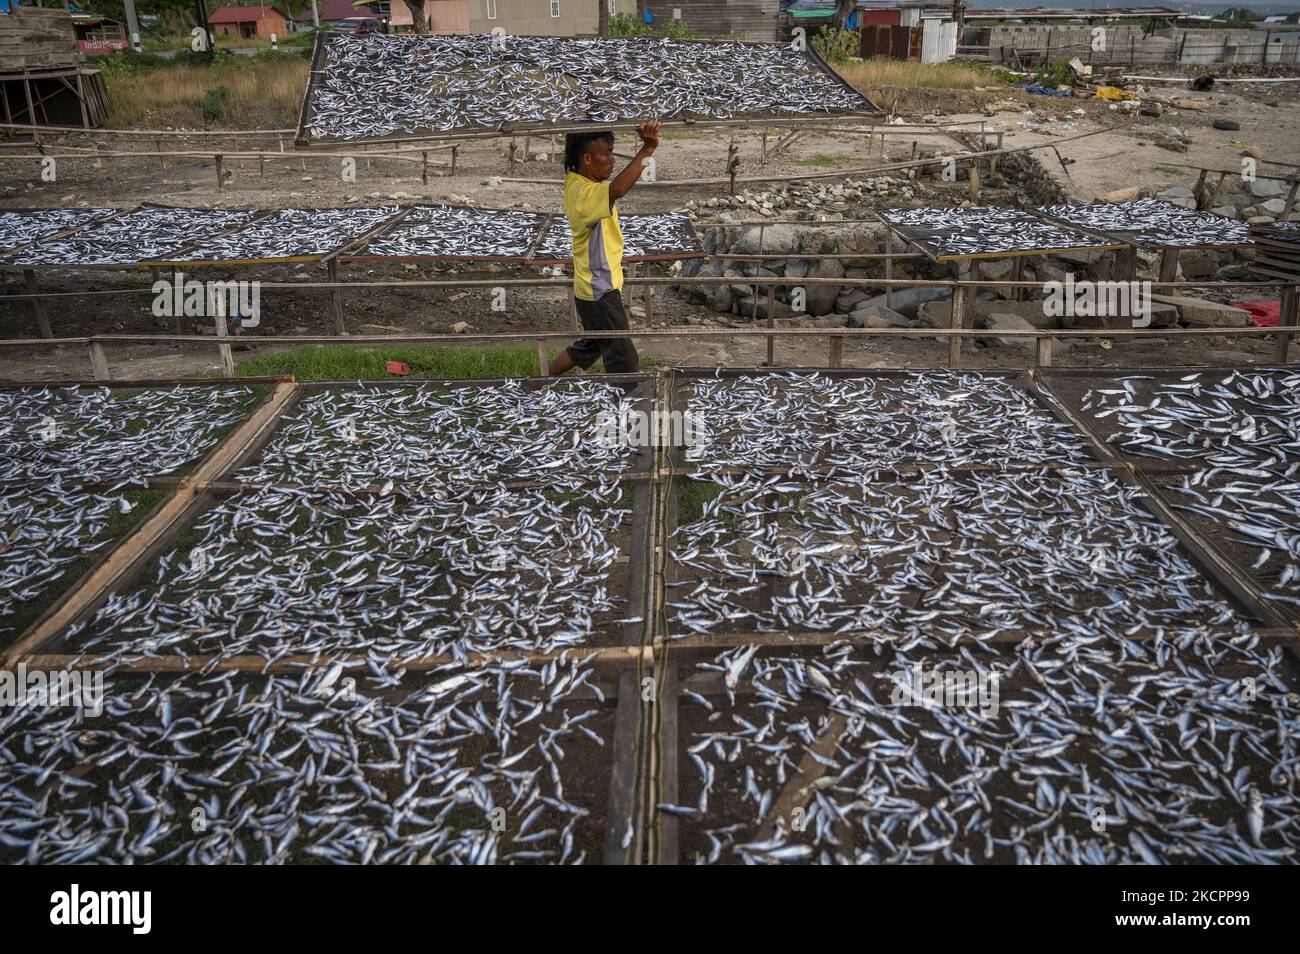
[[547, 120, 660, 377]]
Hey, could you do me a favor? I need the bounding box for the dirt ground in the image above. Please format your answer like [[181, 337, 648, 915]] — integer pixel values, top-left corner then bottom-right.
[[2, 76, 1297, 381]]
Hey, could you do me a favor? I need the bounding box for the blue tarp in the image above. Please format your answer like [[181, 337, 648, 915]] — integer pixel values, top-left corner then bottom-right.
[[1019, 84, 1072, 97]]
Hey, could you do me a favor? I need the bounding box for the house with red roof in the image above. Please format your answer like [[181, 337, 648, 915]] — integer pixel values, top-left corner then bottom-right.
[[208, 5, 291, 40]]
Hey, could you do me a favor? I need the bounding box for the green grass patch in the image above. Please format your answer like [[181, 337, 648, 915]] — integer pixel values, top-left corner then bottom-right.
[[236, 345, 668, 381], [678, 480, 723, 525], [791, 154, 843, 168]]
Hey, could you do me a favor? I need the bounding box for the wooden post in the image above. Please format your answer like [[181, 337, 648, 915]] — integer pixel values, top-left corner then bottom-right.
[[1036, 335, 1052, 368], [828, 335, 843, 368], [1158, 249, 1180, 284], [1121, 244, 1138, 282], [422, 151, 429, 185], [259, 153, 265, 178], [643, 275, 653, 325], [727, 137, 739, 196], [1193, 168, 1209, 210], [765, 285, 776, 368], [327, 258, 345, 335], [948, 283, 965, 368], [1274, 286, 1298, 363], [451, 145, 458, 175], [885, 233, 894, 309], [761, 129, 767, 161], [751, 225, 765, 323], [23, 268, 51, 339], [215, 154, 224, 191], [536, 339, 549, 376], [1011, 256, 1025, 303], [968, 159, 981, 202], [509, 138, 517, 176], [623, 264, 638, 324], [157, 135, 164, 169], [212, 296, 235, 378], [1283, 179, 1300, 220], [88, 340, 110, 381]]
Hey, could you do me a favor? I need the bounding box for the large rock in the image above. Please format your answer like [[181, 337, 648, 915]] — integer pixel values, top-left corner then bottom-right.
[[984, 313, 1037, 350], [849, 304, 915, 329], [1150, 293, 1251, 327], [1249, 179, 1285, 199], [835, 288, 870, 313], [1097, 186, 1140, 203], [804, 259, 844, 315], [1209, 205, 1239, 219], [835, 232, 879, 268], [1261, 198, 1288, 216], [732, 224, 799, 255], [978, 258, 1016, 281], [856, 286, 949, 318]]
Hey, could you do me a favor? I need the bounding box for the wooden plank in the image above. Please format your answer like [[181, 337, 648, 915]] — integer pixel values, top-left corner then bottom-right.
[[756, 712, 848, 842], [0, 381, 300, 667]]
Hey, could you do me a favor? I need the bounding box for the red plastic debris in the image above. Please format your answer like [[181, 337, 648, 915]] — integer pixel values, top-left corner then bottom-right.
[[386, 361, 412, 376], [1237, 300, 1281, 327]]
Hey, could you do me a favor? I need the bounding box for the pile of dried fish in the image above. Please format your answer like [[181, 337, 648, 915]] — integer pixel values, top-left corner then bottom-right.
[[1083, 370, 1300, 607], [683, 371, 1093, 473], [879, 207, 1116, 261], [0, 483, 145, 644], [66, 481, 630, 662], [671, 468, 1241, 640], [157, 207, 402, 265], [670, 372, 1240, 640], [676, 638, 1299, 864], [1041, 198, 1250, 249], [236, 380, 637, 490], [351, 205, 548, 261], [0, 208, 114, 254], [0, 385, 259, 484], [303, 34, 874, 142], [530, 212, 702, 263], [0, 207, 255, 268], [0, 658, 611, 863]]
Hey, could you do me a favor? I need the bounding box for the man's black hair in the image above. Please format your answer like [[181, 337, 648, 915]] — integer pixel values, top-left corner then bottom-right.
[[564, 130, 615, 173]]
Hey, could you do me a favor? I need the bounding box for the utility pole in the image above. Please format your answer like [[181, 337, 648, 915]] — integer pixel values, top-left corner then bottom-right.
[[122, 0, 143, 51], [598, 0, 610, 36], [311, 0, 320, 29], [194, 0, 213, 59]]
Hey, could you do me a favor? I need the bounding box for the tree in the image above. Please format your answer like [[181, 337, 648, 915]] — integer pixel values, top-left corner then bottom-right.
[[406, 0, 427, 33], [833, 0, 854, 30], [598, 0, 609, 36]]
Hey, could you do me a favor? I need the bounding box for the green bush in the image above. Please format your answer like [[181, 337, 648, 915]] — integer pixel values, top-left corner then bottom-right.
[[610, 12, 651, 37], [812, 26, 858, 64], [201, 85, 233, 122], [661, 19, 693, 39]]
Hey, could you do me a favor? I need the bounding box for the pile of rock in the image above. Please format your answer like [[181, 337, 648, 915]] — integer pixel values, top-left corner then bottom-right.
[[1201, 176, 1294, 225], [675, 218, 926, 323]]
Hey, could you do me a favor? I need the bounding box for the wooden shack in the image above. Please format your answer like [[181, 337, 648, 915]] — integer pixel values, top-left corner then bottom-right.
[[0, 5, 110, 131]]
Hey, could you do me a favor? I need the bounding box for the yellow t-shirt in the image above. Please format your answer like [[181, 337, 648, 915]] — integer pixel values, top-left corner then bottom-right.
[[564, 172, 624, 302]]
